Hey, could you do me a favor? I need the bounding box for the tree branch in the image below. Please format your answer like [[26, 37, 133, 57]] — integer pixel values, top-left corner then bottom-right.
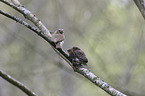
[[1, 0, 51, 38], [133, 0, 145, 19], [0, 0, 127, 96], [0, 9, 72, 67], [0, 69, 37, 96]]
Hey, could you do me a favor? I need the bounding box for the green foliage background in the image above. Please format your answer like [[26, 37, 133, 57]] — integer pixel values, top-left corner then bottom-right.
[[0, 0, 144, 96]]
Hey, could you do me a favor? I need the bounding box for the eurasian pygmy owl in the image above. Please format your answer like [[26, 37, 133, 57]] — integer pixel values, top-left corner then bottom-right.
[[67, 47, 88, 66], [51, 29, 65, 48]]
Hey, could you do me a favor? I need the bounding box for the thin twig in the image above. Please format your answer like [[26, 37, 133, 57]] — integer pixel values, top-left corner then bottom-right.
[[0, 69, 38, 96]]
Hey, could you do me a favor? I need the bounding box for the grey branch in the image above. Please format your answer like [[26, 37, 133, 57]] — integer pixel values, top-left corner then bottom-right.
[[0, 0, 51, 38], [133, 0, 145, 19], [0, 69, 38, 96], [78, 68, 126, 96]]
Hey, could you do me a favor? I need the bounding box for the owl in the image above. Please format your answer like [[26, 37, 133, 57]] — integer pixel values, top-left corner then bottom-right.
[[67, 47, 88, 67], [51, 29, 65, 48]]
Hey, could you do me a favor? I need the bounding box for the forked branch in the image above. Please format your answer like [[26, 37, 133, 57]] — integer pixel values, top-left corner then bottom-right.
[[0, 0, 127, 96]]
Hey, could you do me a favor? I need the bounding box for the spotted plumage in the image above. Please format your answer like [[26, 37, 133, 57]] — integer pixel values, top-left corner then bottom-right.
[[67, 47, 88, 67]]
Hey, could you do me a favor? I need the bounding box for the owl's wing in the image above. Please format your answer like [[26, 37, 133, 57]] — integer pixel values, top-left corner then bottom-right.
[[75, 50, 88, 63]]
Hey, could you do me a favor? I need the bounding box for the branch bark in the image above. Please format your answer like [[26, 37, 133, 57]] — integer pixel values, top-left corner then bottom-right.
[[0, 70, 37, 96], [133, 0, 145, 19], [0, 0, 127, 96], [1, 0, 51, 38]]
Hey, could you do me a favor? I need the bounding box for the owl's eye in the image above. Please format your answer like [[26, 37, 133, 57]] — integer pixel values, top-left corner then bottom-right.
[[59, 30, 63, 34], [67, 49, 72, 53]]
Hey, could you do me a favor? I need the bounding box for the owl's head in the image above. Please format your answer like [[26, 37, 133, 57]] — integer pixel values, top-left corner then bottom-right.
[[67, 49, 73, 54], [72, 47, 80, 51], [55, 29, 64, 34]]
